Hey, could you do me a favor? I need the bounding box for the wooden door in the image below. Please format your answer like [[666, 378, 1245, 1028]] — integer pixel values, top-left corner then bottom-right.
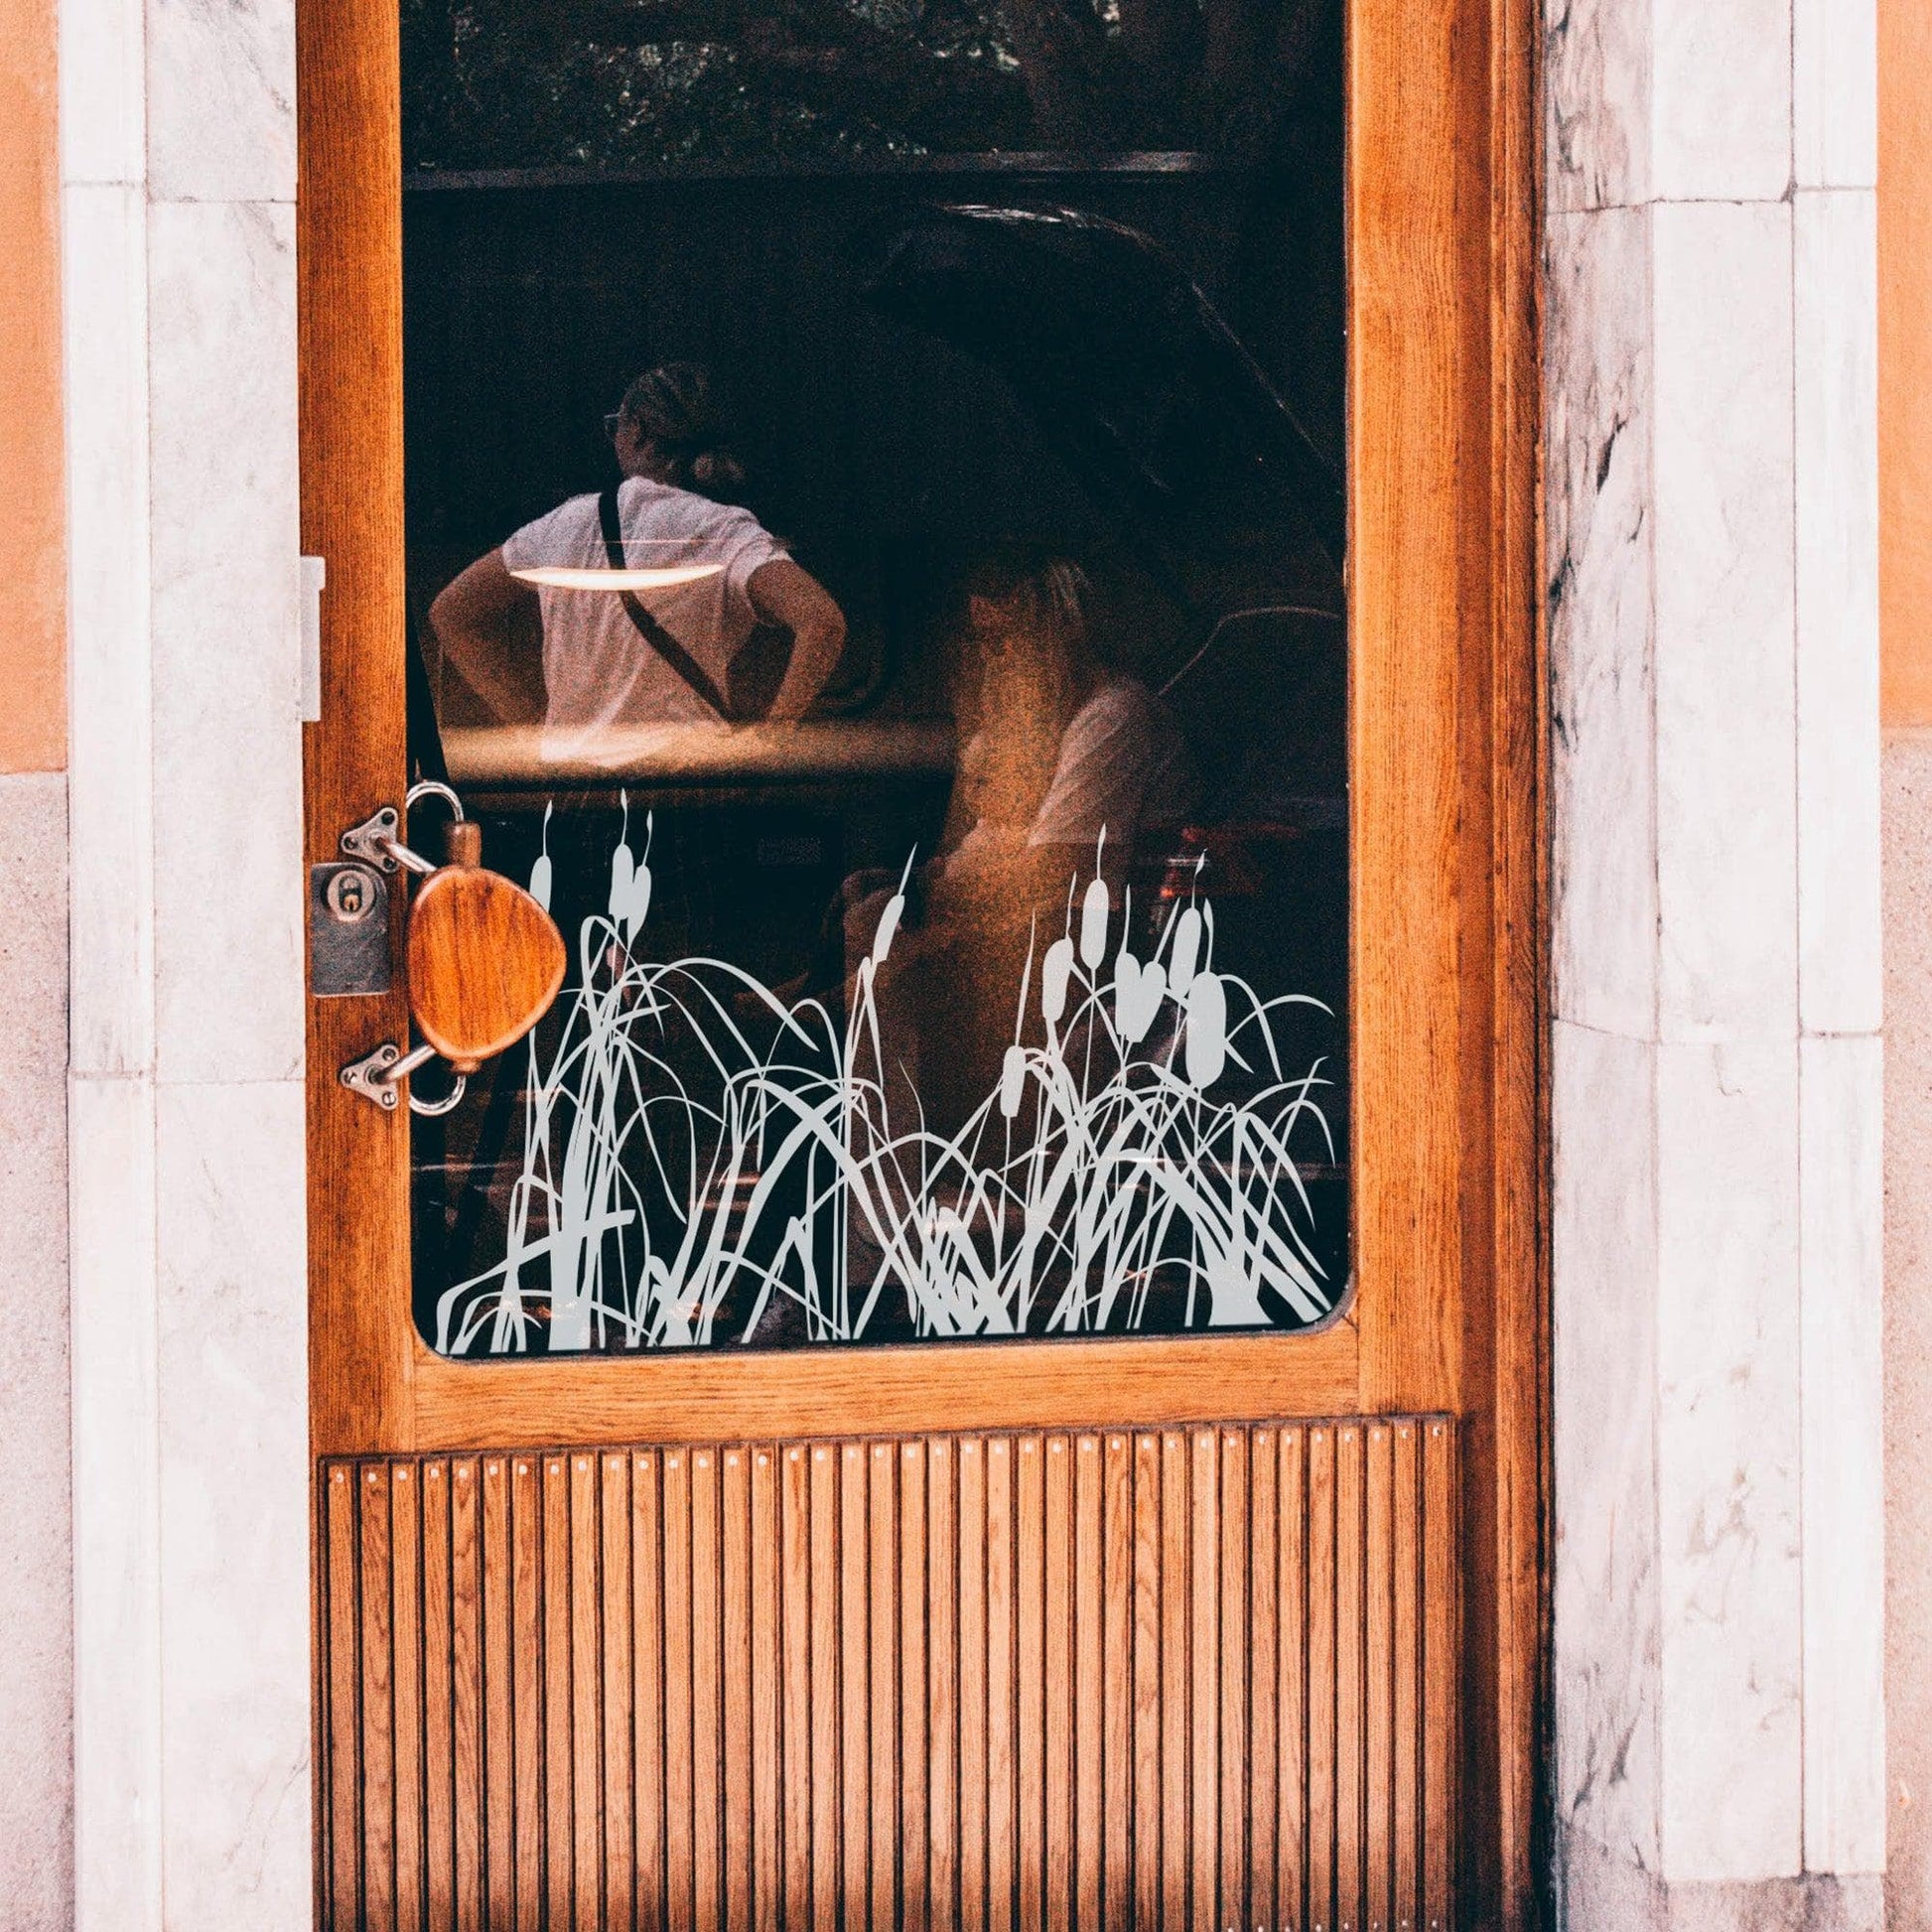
[[298, 0, 1542, 1921]]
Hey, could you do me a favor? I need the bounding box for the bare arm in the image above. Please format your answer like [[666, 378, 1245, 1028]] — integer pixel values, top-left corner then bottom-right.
[[428, 548, 546, 725], [748, 559, 847, 722]]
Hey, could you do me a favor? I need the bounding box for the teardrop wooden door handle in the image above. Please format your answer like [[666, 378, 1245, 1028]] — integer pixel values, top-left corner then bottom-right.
[[405, 845, 567, 1075]]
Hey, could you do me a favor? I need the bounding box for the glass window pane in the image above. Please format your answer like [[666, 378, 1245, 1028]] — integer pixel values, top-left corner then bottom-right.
[[402, 0, 1348, 1355]]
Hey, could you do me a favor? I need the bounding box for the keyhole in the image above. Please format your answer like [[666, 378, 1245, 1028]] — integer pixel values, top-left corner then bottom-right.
[[328, 867, 375, 923]]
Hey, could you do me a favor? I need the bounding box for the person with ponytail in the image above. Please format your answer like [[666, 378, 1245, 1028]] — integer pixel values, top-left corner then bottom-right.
[[429, 361, 846, 747]]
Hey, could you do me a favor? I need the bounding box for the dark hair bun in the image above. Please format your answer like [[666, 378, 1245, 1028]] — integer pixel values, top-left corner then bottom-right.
[[619, 361, 748, 500]]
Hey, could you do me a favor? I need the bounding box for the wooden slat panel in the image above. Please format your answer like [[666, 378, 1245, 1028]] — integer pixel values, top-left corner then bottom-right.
[[1014, 1436, 1045, 1932], [957, 1438, 988, 1932], [1100, 1434, 1133, 1932], [1159, 1431, 1188, 1932], [1131, 1434, 1162, 1932], [900, 1441, 930, 1932], [807, 1444, 840, 1932], [450, 1459, 484, 1932], [984, 1439, 1016, 1932], [542, 1456, 574, 1930], [601, 1454, 635, 1932], [1217, 1429, 1248, 1932], [481, 1459, 515, 1932], [1393, 1424, 1423, 1932], [779, 1446, 813, 1932], [325, 1464, 362, 1932], [360, 1464, 397, 1932], [1188, 1430, 1218, 1932], [1071, 1436, 1103, 1932], [422, 1462, 455, 1932], [1249, 1429, 1280, 1932], [391, 1465, 426, 1932], [319, 1414, 1460, 1932], [510, 1458, 543, 1932], [1278, 1428, 1308, 1932], [868, 1443, 898, 1932], [632, 1452, 665, 1932], [689, 1449, 722, 1932], [838, 1444, 870, 1932], [661, 1449, 694, 1932], [1042, 1437, 1073, 1932], [751, 1448, 781, 1932], [572, 1453, 604, 1932], [927, 1440, 959, 1932], [1423, 1421, 1456, 1928], [1307, 1426, 1336, 1932], [722, 1449, 754, 1932], [1366, 1424, 1397, 1932], [1337, 1426, 1366, 1932]]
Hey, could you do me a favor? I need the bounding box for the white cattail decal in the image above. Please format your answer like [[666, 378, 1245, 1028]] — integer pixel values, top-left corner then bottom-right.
[[528, 801, 555, 912], [1000, 1043, 1028, 1120], [1079, 879, 1110, 969], [1169, 904, 1201, 995], [1184, 969, 1228, 1089], [1040, 937, 1076, 1026], [434, 817, 1337, 1357]]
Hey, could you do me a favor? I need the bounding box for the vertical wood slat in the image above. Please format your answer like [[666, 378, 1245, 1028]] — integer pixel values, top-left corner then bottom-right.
[[541, 1457, 573, 1932], [392, 1465, 426, 1932], [927, 1441, 958, 1932], [320, 1414, 1456, 1932], [510, 1458, 542, 1932], [450, 1458, 484, 1932], [422, 1462, 454, 1932]]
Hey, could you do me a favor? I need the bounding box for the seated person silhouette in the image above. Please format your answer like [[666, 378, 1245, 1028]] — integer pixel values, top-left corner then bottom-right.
[[844, 543, 1196, 1136]]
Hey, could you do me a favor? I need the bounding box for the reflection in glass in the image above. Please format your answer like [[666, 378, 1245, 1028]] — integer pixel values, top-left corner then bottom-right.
[[402, 3, 1348, 1355]]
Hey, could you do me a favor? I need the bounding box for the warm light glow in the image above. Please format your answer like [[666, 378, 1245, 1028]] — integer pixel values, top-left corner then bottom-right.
[[508, 562, 725, 592]]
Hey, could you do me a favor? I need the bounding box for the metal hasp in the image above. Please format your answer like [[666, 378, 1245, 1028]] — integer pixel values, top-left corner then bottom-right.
[[310, 861, 391, 996], [340, 1038, 468, 1117]]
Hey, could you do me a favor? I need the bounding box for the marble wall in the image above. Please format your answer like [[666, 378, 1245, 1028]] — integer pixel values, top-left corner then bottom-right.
[[61, 0, 310, 1917], [1548, 0, 1885, 1920]]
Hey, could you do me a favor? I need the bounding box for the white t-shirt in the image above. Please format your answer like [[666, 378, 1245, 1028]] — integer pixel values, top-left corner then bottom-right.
[[1027, 674, 1194, 851], [500, 477, 787, 737], [942, 675, 1195, 886]]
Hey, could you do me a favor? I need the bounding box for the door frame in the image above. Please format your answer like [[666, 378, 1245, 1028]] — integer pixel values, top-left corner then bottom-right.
[[296, 0, 1545, 1914]]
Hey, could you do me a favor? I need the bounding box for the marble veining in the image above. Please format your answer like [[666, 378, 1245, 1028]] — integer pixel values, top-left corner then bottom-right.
[[1550, 207, 1658, 1040], [1554, 1021, 1664, 1870], [1655, 1040, 1803, 1879]]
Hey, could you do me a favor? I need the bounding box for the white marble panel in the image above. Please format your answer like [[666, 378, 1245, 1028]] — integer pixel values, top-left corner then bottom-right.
[[1655, 1038, 1803, 1881], [1553, 1020, 1663, 1871], [1545, 0, 1650, 214], [59, 0, 145, 186], [145, 0, 295, 205], [66, 182, 155, 1078], [1652, 201, 1797, 1043], [1652, 0, 1793, 203], [155, 1079, 310, 1932], [1799, 1033, 1885, 1874], [69, 1074, 163, 1932], [147, 199, 304, 1086], [0, 773, 73, 1930], [1795, 191, 1881, 1036], [1793, 0, 1875, 189], [1549, 207, 1658, 1039]]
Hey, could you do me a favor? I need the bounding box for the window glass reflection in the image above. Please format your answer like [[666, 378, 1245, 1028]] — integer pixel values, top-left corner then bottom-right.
[[403, 8, 1348, 1355]]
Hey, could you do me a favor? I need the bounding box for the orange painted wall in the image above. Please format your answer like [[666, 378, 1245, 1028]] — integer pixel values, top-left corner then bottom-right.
[[0, 0, 66, 773], [1883, 0, 1932, 726]]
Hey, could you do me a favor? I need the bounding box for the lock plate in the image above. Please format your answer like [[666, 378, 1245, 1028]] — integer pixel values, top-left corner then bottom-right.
[[310, 862, 391, 997]]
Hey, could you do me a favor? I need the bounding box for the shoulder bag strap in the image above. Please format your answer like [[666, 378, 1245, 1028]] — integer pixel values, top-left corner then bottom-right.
[[598, 486, 738, 722]]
